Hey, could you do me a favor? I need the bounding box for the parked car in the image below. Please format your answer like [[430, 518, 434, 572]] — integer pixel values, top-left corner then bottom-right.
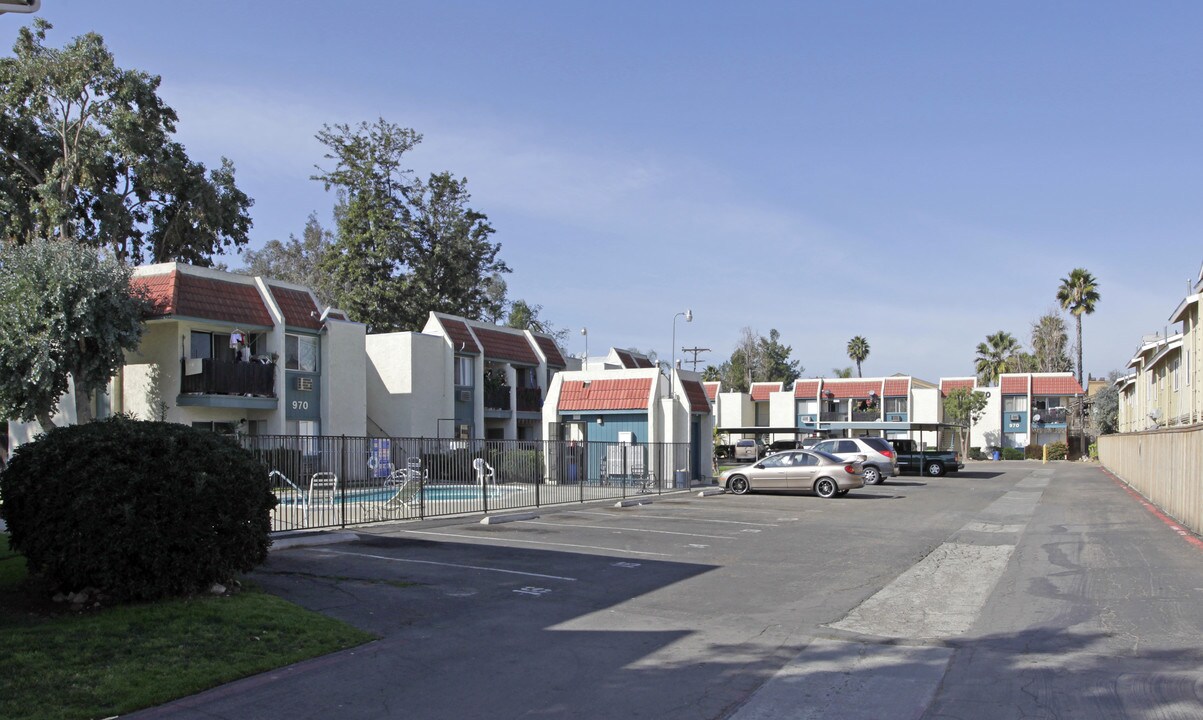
[[721, 450, 864, 498], [766, 437, 823, 454], [810, 437, 897, 485], [890, 439, 963, 477], [733, 438, 765, 461]]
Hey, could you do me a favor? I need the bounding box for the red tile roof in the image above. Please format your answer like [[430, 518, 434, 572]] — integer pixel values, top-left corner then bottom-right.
[[940, 378, 976, 395], [440, 318, 480, 355], [821, 380, 881, 399], [473, 326, 540, 365], [703, 382, 720, 400], [559, 378, 652, 411], [750, 382, 782, 401], [794, 380, 820, 398], [1032, 375, 1084, 396], [681, 380, 711, 414], [883, 378, 910, 396], [533, 335, 567, 368], [269, 285, 322, 331], [134, 270, 273, 327], [1000, 376, 1030, 394]]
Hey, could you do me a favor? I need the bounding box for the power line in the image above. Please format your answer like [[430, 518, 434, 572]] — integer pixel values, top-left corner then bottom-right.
[[683, 348, 707, 372]]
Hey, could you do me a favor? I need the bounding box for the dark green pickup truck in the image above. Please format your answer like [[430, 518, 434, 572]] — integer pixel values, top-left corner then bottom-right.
[[890, 439, 963, 477]]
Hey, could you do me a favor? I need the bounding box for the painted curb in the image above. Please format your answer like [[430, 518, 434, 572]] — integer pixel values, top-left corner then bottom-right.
[[480, 512, 538, 525], [271, 531, 359, 551], [614, 499, 652, 508]]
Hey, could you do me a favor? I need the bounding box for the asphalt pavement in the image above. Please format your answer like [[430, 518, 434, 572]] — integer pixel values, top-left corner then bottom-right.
[[128, 461, 1203, 720]]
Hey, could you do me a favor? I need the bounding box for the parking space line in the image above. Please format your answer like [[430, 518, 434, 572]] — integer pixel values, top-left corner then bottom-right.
[[575, 510, 778, 527], [516, 520, 735, 540], [402, 529, 675, 557], [315, 548, 578, 582]]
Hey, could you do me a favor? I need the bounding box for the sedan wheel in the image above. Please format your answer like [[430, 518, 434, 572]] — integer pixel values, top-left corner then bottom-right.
[[728, 476, 751, 495], [814, 477, 838, 498], [862, 466, 882, 485], [926, 462, 945, 477]]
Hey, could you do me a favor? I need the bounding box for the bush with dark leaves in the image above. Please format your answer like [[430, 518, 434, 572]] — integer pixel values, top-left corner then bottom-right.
[[0, 417, 276, 600]]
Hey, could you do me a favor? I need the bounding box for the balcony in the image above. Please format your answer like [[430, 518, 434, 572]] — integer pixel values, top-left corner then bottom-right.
[[851, 411, 880, 422], [1033, 408, 1068, 425], [516, 387, 543, 412], [179, 358, 276, 408], [820, 411, 845, 422], [484, 385, 511, 411]]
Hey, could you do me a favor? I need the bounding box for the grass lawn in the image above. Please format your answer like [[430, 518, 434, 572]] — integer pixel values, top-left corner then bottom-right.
[[0, 535, 375, 720]]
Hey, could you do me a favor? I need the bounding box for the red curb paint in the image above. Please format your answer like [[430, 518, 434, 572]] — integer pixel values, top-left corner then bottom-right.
[[1098, 467, 1203, 550]]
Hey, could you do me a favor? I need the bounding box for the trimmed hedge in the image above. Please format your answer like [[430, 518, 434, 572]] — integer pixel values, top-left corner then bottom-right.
[[0, 417, 276, 601], [1001, 447, 1025, 460], [1046, 441, 1068, 460]]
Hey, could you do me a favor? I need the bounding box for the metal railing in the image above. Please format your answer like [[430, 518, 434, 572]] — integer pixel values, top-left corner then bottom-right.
[[243, 435, 700, 532], [180, 358, 275, 397]]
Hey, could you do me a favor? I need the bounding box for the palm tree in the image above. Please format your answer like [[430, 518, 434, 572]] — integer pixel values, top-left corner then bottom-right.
[[974, 331, 1021, 385], [1056, 268, 1101, 387], [846, 336, 870, 378], [832, 367, 854, 378]]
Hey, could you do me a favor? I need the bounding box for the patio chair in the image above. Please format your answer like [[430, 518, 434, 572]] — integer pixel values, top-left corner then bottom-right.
[[308, 472, 339, 506], [473, 457, 496, 485]]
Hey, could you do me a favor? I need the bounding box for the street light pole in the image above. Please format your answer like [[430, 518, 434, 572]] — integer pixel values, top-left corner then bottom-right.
[[671, 309, 693, 400], [580, 327, 588, 371]]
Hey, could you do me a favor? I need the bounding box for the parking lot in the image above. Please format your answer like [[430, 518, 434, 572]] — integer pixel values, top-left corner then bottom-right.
[[134, 462, 1203, 720]]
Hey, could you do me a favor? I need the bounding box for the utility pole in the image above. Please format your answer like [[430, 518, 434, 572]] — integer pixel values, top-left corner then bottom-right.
[[681, 346, 711, 372]]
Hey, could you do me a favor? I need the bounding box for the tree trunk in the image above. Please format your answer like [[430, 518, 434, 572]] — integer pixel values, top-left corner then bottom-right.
[[74, 386, 94, 424], [1075, 315, 1084, 387], [35, 411, 56, 431]]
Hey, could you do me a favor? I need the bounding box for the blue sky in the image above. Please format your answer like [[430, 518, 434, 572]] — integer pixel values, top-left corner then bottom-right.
[[5, 2, 1202, 383]]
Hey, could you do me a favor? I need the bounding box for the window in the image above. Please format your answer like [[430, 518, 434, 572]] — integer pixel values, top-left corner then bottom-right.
[[836, 440, 859, 454], [884, 397, 906, 414], [455, 356, 475, 386], [191, 421, 237, 436], [285, 334, 319, 372], [1003, 396, 1028, 412], [799, 453, 819, 466]]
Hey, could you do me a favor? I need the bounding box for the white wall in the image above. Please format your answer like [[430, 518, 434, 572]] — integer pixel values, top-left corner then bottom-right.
[[366, 332, 450, 438], [911, 387, 941, 446], [716, 392, 753, 439], [970, 387, 1002, 450], [322, 319, 367, 436], [769, 390, 795, 441]]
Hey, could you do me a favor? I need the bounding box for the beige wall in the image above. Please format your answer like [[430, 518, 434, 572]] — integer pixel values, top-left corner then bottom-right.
[[365, 332, 450, 438], [322, 319, 366, 436], [1100, 426, 1203, 535]]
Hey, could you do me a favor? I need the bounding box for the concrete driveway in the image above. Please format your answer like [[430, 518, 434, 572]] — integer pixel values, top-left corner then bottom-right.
[[130, 462, 1203, 719]]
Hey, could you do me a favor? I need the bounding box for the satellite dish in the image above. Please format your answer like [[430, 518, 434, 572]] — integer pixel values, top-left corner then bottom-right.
[[1032, 414, 1042, 423]]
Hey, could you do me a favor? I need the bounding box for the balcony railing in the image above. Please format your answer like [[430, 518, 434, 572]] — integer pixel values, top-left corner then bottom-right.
[[851, 411, 880, 422], [516, 387, 543, 412], [180, 358, 275, 397], [1034, 409, 1068, 425], [820, 411, 845, 421], [484, 385, 511, 411]]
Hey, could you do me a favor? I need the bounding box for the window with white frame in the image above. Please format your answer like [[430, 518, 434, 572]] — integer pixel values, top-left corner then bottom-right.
[[285, 334, 319, 372], [1003, 396, 1027, 412], [884, 397, 907, 414], [454, 356, 474, 386]]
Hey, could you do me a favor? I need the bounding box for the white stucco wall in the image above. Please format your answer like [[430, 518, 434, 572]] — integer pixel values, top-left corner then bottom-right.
[[366, 332, 450, 438], [716, 392, 753, 439], [322, 319, 367, 436], [911, 387, 941, 446], [970, 387, 1002, 450], [769, 390, 795, 441]]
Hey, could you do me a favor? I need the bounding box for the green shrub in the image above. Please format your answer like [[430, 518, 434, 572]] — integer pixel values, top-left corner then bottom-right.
[[1088, 442, 1098, 460], [0, 417, 276, 601], [1046, 441, 1068, 460], [1002, 447, 1025, 460], [488, 449, 544, 483]]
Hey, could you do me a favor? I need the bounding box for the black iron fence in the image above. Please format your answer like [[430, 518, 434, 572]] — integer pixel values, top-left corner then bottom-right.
[[242, 435, 700, 532]]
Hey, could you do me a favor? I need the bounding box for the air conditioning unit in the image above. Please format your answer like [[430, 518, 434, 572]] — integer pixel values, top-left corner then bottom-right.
[[1010, 414, 1020, 422], [296, 377, 313, 391], [886, 413, 904, 422], [458, 389, 471, 403]]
